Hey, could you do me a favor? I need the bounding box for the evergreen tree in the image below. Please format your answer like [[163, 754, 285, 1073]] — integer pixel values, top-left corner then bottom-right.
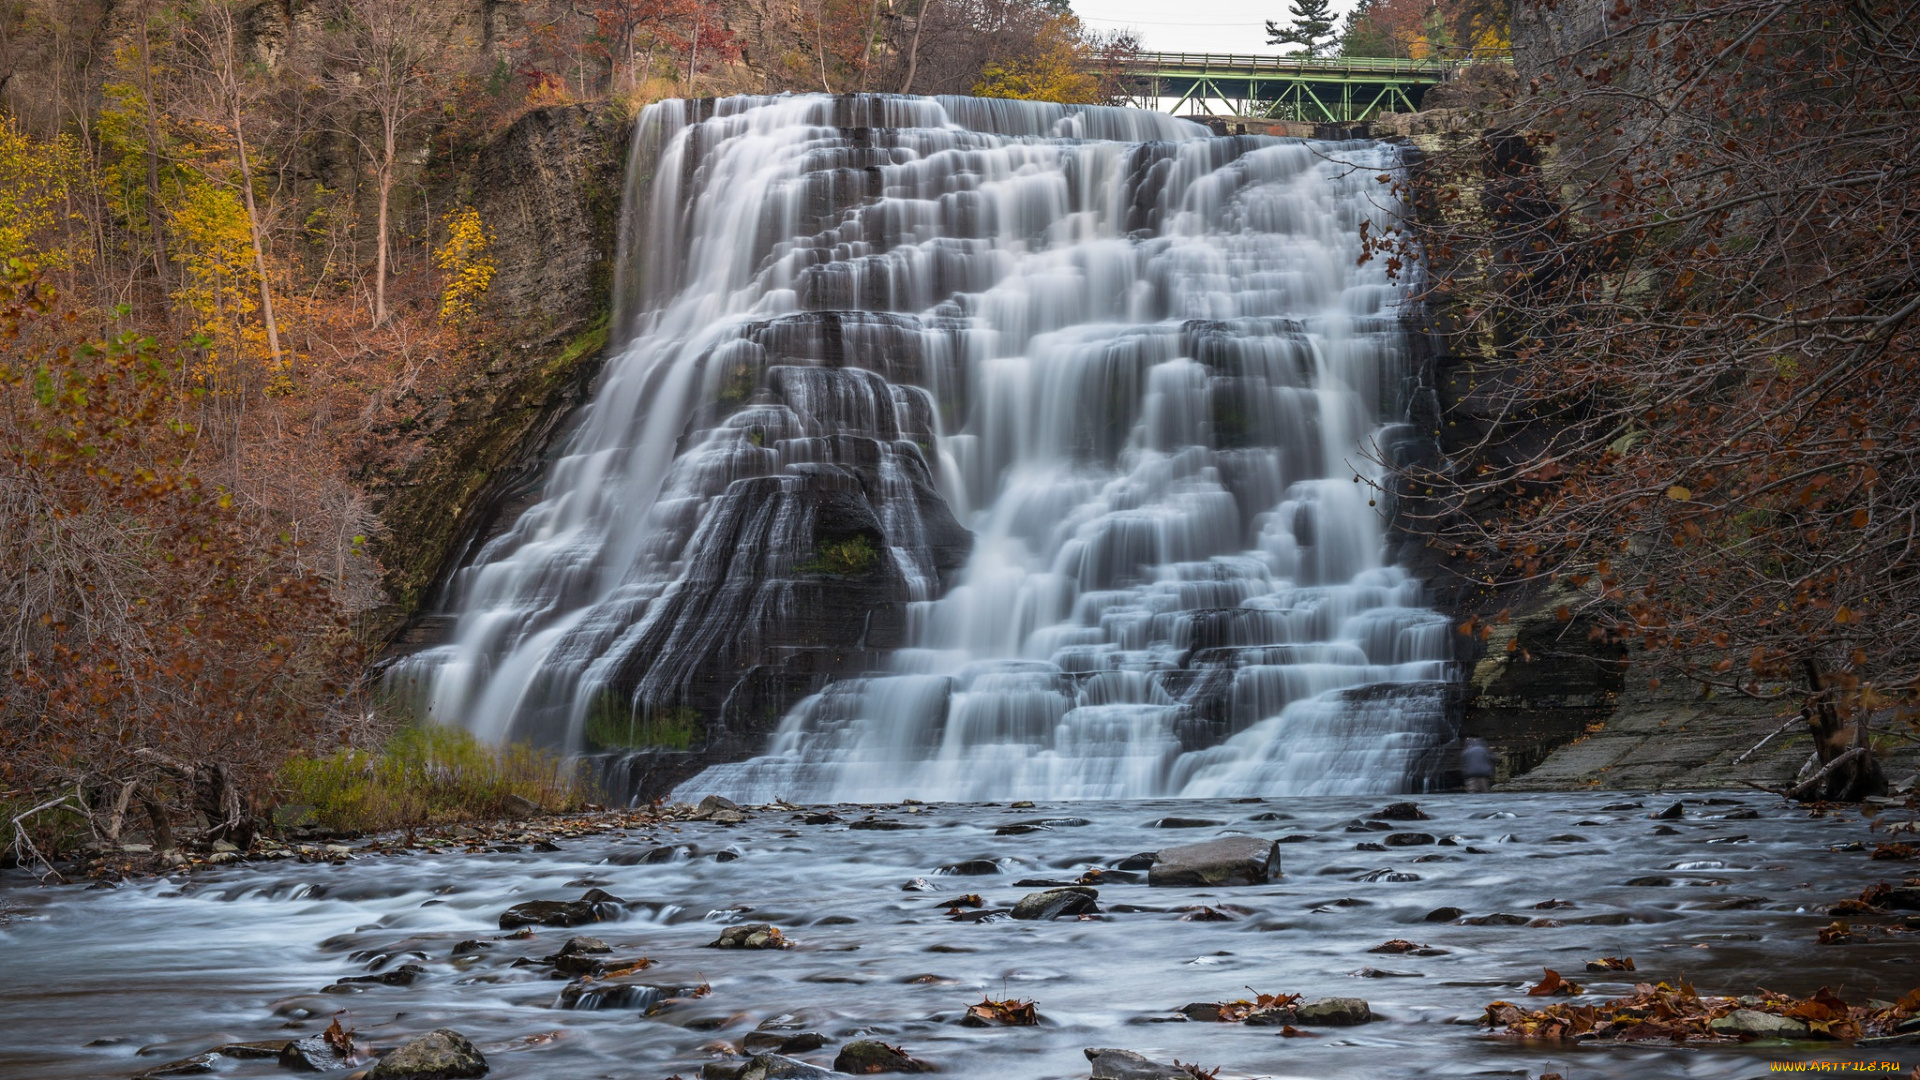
[[1336, 0, 1396, 58], [1265, 0, 1336, 57]]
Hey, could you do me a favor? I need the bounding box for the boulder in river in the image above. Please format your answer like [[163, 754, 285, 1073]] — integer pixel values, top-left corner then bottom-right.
[[1085, 1048, 1191, 1080], [1011, 887, 1100, 920], [741, 1031, 826, 1054], [708, 923, 793, 949], [833, 1039, 936, 1073], [1294, 997, 1372, 1025], [1146, 837, 1281, 887], [1373, 801, 1430, 821], [936, 859, 1003, 875], [366, 1029, 488, 1079], [280, 1033, 351, 1071], [498, 889, 623, 930]]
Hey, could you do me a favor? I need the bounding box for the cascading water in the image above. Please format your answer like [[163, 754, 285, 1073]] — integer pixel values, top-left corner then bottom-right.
[[391, 93, 1455, 804]]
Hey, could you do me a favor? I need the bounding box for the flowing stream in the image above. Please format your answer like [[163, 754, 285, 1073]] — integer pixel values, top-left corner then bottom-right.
[[390, 94, 1453, 802], [1, 793, 1912, 1079]]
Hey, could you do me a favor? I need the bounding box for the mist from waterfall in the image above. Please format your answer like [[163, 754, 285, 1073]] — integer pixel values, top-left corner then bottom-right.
[[390, 94, 1453, 804]]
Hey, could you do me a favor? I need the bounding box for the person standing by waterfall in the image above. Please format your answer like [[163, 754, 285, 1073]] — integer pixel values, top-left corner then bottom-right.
[[1461, 738, 1495, 793]]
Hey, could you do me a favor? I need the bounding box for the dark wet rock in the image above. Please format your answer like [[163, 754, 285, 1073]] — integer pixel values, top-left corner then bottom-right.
[[1718, 808, 1760, 820], [1347, 967, 1421, 978], [1177, 905, 1241, 921], [498, 889, 623, 929], [1884, 887, 1920, 910], [1178, 1002, 1225, 1021], [1147, 836, 1280, 887], [1295, 997, 1372, 1025], [995, 824, 1049, 835], [606, 844, 693, 865], [708, 923, 792, 949], [1709, 1009, 1810, 1039], [813, 914, 857, 926], [703, 1054, 838, 1080], [1383, 832, 1435, 846], [833, 1039, 935, 1073], [366, 1029, 488, 1079], [1374, 801, 1431, 821], [802, 812, 841, 825], [1145, 817, 1222, 828], [335, 963, 427, 988], [1353, 842, 1386, 852], [1115, 852, 1158, 871], [850, 818, 920, 831], [901, 877, 935, 891], [1247, 811, 1294, 822], [557, 979, 684, 1011], [280, 1034, 351, 1071], [1602, 801, 1643, 811], [1012, 887, 1099, 920], [209, 1042, 289, 1060], [1544, 834, 1589, 843], [557, 936, 610, 955], [1456, 913, 1532, 926], [1085, 1047, 1191, 1080], [1651, 801, 1685, 820], [450, 940, 491, 957], [1025, 817, 1093, 827], [1075, 868, 1140, 885], [948, 909, 1012, 923], [1651, 824, 1681, 836], [742, 1032, 827, 1054], [1013, 877, 1078, 888], [1425, 906, 1466, 922], [1276, 833, 1315, 843], [1357, 868, 1420, 882], [694, 795, 741, 817], [1625, 875, 1728, 887], [135, 1053, 218, 1078], [937, 859, 1003, 875]]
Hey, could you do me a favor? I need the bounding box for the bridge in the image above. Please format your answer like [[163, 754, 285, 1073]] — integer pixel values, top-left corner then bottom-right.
[[1116, 52, 1470, 123]]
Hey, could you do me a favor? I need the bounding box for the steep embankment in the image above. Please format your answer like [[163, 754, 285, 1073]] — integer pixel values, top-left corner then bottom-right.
[[365, 105, 629, 646]]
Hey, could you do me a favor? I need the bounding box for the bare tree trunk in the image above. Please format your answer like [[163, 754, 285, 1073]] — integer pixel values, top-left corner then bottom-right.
[[214, 6, 283, 364], [136, 6, 171, 283], [858, 0, 882, 92], [816, 0, 834, 93], [373, 160, 392, 325], [140, 789, 174, 853], [684, 2, 702, 97], [899, 0, 932, 94]]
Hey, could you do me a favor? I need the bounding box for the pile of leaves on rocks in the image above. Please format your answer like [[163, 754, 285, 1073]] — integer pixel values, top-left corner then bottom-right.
[[1484, 981, 1920, 1043]]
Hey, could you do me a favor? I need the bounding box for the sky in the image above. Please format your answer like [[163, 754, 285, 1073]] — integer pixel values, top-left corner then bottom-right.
[[1074, 0, 1366, 55]]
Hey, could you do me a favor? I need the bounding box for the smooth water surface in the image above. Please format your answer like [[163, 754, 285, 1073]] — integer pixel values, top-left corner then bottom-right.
[[1, 793, 1912, 1079]]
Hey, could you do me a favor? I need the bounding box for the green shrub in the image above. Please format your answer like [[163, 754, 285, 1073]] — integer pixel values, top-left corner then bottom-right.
[[801, 534, 879, 575], [276, 724, 589, 833]]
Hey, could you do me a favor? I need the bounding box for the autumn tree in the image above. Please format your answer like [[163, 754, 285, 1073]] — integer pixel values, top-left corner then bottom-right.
[[1394, 0, 1920, 800]]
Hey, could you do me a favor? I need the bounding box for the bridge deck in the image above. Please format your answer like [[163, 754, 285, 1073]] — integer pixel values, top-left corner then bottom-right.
[[1117, 51, 1503, 123]]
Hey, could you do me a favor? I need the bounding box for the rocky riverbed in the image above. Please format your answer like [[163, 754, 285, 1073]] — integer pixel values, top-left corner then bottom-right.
[[2, 793, 1917, 1079]]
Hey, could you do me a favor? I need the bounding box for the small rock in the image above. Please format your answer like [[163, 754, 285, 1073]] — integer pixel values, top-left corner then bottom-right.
[[832, 1039, 935, 1073], [1373, 801, 1430, 821], [334, 963, 427, 988], [450, 940, 491, 957], [1084, 1047, 1191, 1080], [901, 877, 935, 891], [849, 818, 919, 831], [1145, 817, 1223, 828], [1383, 832, 1435, 846], [1884, 887, 1920, 910], [802, 812, 840, 825], [1147, 837, 1281, 887], [994, 824, 1049, 835], [558, 936, 610, 955], [366, 1029, 488, 1079], [696, 795, 741, 817], [708, 923, 792, 949], [1709, 1009, 1811, 1039], [209, 1041, 289, 1060], [1294, 997, 1372, 1026], [705, 1054, 836, 1080], [280, 1034, 351, 1071], [498, 889, 623, 930], [709, 810, 748, 825], [936, 859, 1003, 875], [1651, 801, 1685, 820], [1115, 852, 1158, 871], [742, 1032, 826, 1054], [1011, 887, 1100, 920], [134, 1053, 218, 1078], [501, 794, 540, 819], [1177, 1002, 1224, 1021]]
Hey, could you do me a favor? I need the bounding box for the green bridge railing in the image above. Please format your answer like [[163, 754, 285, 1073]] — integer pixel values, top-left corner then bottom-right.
[[1116, 51, 1499, 123]]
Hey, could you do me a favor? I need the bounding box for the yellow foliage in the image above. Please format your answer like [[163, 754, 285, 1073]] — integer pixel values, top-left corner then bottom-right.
[[169, 180, 265, 384], [0, 118, 90, 272], [435, 205, 495, 325], [972, 15, 1101, 105]]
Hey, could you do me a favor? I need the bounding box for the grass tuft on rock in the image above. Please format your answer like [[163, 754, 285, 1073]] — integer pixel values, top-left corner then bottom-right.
[[277, 724, 589, 833]]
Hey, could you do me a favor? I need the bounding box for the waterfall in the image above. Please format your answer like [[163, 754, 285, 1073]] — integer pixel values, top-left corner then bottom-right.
[[390, 93, 1454, 803]]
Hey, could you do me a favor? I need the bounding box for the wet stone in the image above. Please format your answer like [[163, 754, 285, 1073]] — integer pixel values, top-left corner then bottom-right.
[[742, 1031, 826, 1054], [703, 1054, 836, 1080], [1651, 801, 1686, 820], [1085, 1047, 1192, 1080], [1145, 817, 1223, 828], [1012, 886, 1100, 920], [832, 1039, 935, 1073], [1115, 852, 1158, 871], [1384, 832, 1435, 846], [937, 859, 1003, 875], [1373, 801, 1431, 821], [1710, 1009, 1811, 1039], [709, 923, 792, 949], [1147, 836, 1281, 887], [498, 889, 623, 930], [1295, 997, 1372, 1025], [280, 1034, 350, 1071], [134, 1053, 218, 1078], [366, 1029, 489, 1079]]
